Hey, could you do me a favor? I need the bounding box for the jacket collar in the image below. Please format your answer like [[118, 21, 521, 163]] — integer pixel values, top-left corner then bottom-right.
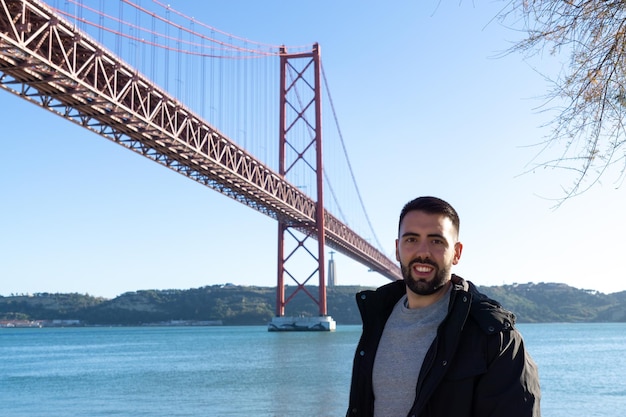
[[358, 274, 516, 333]]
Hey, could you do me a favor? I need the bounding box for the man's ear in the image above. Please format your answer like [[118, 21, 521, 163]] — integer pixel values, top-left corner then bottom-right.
[[452, 241, 463, 265], [395, 239, 400, 262]]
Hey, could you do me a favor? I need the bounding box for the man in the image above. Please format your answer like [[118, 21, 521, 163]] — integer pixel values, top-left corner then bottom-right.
[[347, 196, 541, 417]]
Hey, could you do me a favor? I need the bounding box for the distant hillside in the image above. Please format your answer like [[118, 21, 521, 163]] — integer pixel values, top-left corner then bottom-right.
[[479, 282, 626, 322], [1, 282, 625, 326], [0, 285, 369, 326]]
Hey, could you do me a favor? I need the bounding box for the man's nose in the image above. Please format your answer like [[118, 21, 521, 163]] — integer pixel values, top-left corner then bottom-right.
[[414, 240, 431, 257]]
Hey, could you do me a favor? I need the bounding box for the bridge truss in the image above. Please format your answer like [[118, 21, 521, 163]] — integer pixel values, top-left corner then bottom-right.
[[0, 0, 401, 317]]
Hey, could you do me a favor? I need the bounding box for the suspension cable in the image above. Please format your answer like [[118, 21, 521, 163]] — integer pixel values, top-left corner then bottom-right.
[[321, 62, 384, 251]]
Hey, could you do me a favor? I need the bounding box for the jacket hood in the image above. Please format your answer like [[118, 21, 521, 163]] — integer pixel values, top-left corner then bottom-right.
[[358, 275, 517, 335]]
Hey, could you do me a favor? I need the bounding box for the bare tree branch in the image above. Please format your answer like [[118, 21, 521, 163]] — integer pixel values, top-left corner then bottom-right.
[[499, 0, 626, 205]]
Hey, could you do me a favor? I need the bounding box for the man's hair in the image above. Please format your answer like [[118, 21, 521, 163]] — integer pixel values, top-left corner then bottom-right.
[[398, 196, 460, 234]]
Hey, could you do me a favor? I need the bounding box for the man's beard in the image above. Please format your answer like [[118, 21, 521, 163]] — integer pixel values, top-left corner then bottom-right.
[[401, 258, 450, 296]]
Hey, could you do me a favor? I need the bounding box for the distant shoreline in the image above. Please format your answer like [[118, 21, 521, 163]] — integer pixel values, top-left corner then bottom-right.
[[0, 319, 224, 328], [2, 283, 625, 324]]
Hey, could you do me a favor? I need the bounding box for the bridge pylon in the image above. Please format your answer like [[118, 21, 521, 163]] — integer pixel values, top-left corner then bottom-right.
[[268, 44, 336, 332]]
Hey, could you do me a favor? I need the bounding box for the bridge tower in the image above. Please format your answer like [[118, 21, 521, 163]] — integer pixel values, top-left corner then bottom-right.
[[269, 44, 336, 331]]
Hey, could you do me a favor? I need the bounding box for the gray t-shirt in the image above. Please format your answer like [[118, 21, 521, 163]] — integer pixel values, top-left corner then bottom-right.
[[372, 289, 450, 417]]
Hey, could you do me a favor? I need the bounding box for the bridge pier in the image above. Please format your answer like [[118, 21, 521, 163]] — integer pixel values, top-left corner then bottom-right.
[[268, 315, 336, 332]]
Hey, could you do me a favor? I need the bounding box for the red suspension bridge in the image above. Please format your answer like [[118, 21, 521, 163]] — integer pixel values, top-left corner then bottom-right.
[[0, 0, 401, 329]]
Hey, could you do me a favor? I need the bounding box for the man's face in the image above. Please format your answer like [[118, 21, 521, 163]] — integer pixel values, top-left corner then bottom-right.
[[395, 210, 462, 296]]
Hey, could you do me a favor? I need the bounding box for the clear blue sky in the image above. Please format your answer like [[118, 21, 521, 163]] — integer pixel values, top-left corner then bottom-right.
[[2, 1, 625, 298]]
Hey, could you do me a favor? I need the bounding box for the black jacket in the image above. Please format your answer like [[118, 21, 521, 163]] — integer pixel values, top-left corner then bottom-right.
[[347, 275, 541, 417]]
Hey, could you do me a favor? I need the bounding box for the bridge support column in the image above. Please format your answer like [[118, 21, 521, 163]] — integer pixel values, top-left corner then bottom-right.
[[269, 44, 335, 331]]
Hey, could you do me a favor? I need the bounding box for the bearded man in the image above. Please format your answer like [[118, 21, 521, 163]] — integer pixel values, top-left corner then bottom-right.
[[347, 196, 541, 417]]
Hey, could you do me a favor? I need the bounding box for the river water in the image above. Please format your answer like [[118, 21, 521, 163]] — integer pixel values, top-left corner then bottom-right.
[[1, 323, 625, 416]]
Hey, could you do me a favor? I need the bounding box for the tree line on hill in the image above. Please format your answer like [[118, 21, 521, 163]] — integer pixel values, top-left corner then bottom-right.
[[1, 282, 625, 326]]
